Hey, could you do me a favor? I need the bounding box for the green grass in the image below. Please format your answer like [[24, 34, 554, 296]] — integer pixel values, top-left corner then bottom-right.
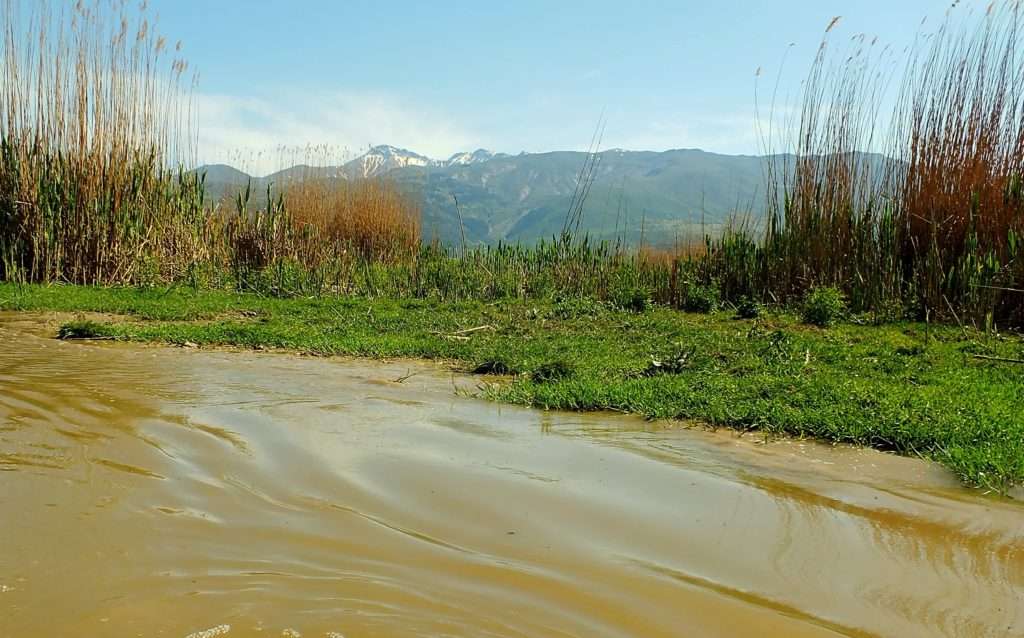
[[3, 281, 1023, 492]]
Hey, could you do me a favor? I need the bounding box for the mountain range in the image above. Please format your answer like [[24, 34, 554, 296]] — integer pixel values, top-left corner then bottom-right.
[[199, 144, 774, 246]]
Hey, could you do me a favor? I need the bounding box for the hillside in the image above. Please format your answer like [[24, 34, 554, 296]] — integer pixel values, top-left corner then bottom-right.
[[199, 146, 774, 246]]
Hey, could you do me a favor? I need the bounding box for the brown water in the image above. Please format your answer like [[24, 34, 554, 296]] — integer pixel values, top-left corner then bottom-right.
[[1, 314, 1022, 638]]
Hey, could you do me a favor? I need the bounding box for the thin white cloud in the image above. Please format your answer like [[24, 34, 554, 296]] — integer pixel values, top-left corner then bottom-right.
[[194, 91, 483, 175], [190, 88, 795, 175]]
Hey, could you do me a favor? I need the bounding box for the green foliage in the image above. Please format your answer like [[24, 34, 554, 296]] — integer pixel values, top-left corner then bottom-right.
[[608, 279, 652, 313], [802, 287, 847, 327], [640, 345, 694, 376], [532, 360, 575, 383], [683, 282, 720, 313], [550, 295, 606, 320], [734, 296, 761, 319]]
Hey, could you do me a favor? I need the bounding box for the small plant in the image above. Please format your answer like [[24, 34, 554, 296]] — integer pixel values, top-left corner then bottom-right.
[[472, 359, 512, 375], [640, 346, 695, 376], [801, 286, 846, 327], [734, 296, 760, 319], [532, 360, 574, 383], [683, 282, 720, 313], [608, 281, 651, 313], [895, 345, 925, 356], [749, 327, 796, 364], [58, 320, 107, 340], [550, 295, 605, 320]]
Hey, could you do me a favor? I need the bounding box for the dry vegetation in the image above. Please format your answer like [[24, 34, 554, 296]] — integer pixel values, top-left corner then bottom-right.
[[282, 173, 420, 259]]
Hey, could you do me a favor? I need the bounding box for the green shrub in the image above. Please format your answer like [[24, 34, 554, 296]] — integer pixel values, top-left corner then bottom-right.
[[734, 296, 761, 319], [802, 286, 846, 327], [683, 282, 720, 313], [608, 282, 651, 313]]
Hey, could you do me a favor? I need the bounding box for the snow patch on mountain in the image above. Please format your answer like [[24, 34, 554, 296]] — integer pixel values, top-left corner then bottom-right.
[[445, 149, 497, 166], [343, 145, 522, 177], [347, 145, 436, 178]]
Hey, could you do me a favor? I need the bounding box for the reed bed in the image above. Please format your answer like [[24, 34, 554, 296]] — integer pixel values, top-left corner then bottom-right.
[[0, 0, 206, 284], [282, 175, 420, 260], [709, 2, 1024, 327]]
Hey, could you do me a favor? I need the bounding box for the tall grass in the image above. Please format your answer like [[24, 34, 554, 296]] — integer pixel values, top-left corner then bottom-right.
[[0, 0, 206, 284], [282, 174, 420, 260], [715, 2, 1024, 326]]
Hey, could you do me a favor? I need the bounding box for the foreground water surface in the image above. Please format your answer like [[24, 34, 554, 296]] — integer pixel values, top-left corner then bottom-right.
[[1, 314, 1022, 638]]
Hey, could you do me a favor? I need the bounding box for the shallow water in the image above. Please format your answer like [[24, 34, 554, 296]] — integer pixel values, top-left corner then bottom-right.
[[1, 314, 1022, 638]]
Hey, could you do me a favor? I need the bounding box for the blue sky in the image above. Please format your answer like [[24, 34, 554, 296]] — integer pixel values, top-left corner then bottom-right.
[[145, 0, 952, 173]]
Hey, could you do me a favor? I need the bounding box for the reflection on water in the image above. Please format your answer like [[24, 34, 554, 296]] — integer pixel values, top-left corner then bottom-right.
[[1, 313, 1022, 638]]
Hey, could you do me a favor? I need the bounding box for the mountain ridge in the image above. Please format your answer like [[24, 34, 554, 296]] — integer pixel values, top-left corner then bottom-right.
[[197, 146, 817, 246]]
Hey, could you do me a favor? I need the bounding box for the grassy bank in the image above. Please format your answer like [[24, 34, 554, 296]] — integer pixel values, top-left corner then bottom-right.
[[3, 282, 1022, 492]]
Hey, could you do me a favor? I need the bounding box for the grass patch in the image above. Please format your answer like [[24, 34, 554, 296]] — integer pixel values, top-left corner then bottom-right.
[[4, 282, 1023, 492], [802, 287, 847, 327], [57, 320, 112, 340]]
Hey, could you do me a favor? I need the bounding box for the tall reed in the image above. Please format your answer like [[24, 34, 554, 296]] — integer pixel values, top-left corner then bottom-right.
[[895, 2, 1024, 322], [4, 0, 1022, 330], [713, 1, 1024, 326], [0, 0, 206, 284], [282, 174, 420, 260]]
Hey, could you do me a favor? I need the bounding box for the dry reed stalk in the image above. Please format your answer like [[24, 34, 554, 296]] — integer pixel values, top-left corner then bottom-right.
[[282, 174, 420, 261]]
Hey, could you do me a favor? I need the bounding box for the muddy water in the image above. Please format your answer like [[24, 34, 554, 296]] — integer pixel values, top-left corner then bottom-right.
[[1, 315, 1022, 638]]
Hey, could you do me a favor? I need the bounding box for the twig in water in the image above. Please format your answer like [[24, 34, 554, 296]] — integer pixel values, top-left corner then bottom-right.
[[943, 295, 968, 338], [393, 369, 421, 383], [448, 324, 494, 335], [969, 284, 1024, 294], [451, 193, 468, 258]]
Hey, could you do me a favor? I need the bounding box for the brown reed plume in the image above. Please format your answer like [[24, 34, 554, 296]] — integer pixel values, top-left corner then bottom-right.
[[894, 1, 1024, 319], [281, 172, 420, 261]]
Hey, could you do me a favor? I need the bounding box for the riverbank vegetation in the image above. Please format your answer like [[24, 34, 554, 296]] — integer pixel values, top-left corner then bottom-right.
[[2, 2, 1023, 330], [1, 2, 1023, 490], [2, 281, 1023, 492]]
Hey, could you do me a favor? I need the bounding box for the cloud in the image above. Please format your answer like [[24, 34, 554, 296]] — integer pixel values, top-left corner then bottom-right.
[[189, 89, 791, 174], [193, 91, 483, 175]]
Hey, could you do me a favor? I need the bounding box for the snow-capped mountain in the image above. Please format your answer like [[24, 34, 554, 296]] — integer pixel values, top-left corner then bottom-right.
[[346, 145, 435, 178], [254, 145, 509, 182], [445, 149, 499, 166], [349, 146, 508, 176]]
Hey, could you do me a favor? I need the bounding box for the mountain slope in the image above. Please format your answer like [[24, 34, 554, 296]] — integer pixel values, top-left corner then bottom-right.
[[395, 148, 770, 245], [198, 146, 778, 246]]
